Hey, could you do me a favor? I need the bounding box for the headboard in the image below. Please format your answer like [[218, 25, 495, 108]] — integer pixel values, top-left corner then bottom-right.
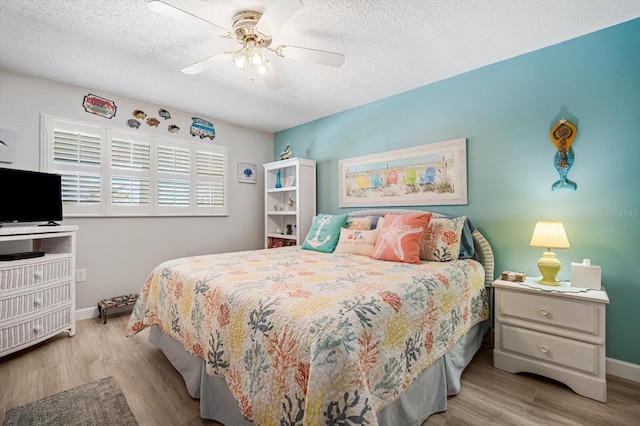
[[347, 209, 495, 286]]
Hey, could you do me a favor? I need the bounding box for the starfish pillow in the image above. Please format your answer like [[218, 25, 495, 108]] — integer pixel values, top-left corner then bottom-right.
[[371, 213, 432, 264]]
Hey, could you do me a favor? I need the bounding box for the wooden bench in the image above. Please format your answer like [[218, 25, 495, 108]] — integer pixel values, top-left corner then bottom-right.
[[97, 294, 139, 324]]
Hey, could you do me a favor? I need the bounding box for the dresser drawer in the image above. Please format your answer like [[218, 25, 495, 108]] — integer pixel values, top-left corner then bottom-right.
[[0, 307, 72, 353], [0, 282, 71, 322], [498, 289, 601, 335], [499, 324, 600, 375], [0, 254, 72, 291]]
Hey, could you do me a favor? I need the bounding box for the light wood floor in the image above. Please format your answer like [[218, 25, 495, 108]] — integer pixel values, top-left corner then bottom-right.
[[1, 313, 639, 425]]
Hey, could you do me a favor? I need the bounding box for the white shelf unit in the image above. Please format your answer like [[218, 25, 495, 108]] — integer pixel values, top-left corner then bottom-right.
[[263, 158, 316, 248], [0, 225, 78, 357]]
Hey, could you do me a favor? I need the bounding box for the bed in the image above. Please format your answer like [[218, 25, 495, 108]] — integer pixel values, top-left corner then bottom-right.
[[125, 209, 494, 425]]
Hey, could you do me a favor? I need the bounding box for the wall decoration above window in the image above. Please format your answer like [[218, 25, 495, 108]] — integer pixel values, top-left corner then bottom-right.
[[338, 138, 467, 207], [127, 119, 141, 129], [190, 117, 216, 140], [146, 117, 160, 127], [550, 118, 577, 191], [132, 109, 147, 120], [158, 108, 171, 120], [82, 94, 117, 119]]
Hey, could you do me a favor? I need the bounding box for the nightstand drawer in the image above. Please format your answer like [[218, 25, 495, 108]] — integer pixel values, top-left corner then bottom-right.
[[500, 324, 599, 375], [499, 289, 600, 335]]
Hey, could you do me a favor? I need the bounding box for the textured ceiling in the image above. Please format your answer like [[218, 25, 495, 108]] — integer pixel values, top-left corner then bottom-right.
[[1, 0, 639, 133]]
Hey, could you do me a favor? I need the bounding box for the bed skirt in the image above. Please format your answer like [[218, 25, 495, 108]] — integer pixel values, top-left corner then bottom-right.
[[149, 320, 489, 425]]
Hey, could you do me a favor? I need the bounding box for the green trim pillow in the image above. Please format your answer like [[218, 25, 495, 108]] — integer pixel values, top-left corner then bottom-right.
[[301, 214, 349, 253]]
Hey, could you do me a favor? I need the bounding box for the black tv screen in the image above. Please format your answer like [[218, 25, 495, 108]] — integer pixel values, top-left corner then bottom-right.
[[0, 168, 63, 225]]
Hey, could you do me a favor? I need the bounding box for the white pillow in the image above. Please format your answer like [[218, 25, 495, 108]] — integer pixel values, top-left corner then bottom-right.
[[334, 227, 381, 256]]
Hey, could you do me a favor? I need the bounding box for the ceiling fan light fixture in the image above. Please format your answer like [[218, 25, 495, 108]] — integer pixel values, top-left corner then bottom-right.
[[233, 53, 247, 69], [250, 50, 265, 66], [149, 1, 342, 89]]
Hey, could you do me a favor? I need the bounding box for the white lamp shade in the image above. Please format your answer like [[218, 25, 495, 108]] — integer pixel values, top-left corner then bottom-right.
[[530, 221, 570, 249]]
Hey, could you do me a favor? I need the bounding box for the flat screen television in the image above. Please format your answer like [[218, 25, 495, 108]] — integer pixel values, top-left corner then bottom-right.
[[0, 168, 63, 225]]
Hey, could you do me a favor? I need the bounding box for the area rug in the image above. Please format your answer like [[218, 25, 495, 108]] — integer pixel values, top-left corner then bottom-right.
[[3, 376, 138, 426]]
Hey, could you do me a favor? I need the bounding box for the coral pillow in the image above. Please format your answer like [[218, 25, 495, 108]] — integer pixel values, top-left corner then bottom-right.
[[421, 216, 466, 261], [371, 213, 432, 264], [334, 227, 381, 256]]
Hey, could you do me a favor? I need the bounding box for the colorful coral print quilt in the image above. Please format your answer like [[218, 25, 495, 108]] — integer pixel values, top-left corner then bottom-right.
[[126, 247, 488, 426]]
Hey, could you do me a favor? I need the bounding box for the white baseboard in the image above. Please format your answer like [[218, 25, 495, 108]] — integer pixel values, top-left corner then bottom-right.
[[73, 307, 640, 383], [606, 357, 640, 383], [76, 306, 99, 321]]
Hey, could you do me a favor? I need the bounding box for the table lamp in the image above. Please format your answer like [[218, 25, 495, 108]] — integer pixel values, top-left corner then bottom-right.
[[529, 221, 570, 286]]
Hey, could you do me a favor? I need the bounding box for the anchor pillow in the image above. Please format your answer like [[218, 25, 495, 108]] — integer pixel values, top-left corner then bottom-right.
[[301, 213, 349, 253]]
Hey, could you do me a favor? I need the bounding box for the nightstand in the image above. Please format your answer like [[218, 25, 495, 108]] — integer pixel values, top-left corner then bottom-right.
[[492, 278, 609, 402]]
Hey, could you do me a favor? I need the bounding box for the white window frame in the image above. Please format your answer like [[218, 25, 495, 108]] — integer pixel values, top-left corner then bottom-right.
[[40, 114, 228, 217]]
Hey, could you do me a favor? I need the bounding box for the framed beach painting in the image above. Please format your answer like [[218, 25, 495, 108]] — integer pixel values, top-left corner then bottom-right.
[[338, 138, 467, 207]]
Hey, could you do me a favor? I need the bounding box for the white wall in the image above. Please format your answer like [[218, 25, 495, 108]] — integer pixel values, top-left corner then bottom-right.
[[0, 70, 274, 310]]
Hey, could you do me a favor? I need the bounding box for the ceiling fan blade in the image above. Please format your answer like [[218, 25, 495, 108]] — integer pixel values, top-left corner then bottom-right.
[[262, 61, 283, 90], [279, 45, 345, 68], [181, 52, 230, 75], [255, 0, 302, 37], [147, 0, 230, 36]]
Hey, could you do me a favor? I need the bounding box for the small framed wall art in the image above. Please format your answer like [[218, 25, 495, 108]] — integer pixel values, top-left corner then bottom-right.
[[238, 162, 257, 184]]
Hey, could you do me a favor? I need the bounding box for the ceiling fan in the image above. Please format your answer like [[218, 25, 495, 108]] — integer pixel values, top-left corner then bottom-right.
[[148, 0, 346, 89]]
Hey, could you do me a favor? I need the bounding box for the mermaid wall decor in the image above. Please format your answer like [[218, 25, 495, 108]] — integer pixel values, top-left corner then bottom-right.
[[549, 118, 577, 191]]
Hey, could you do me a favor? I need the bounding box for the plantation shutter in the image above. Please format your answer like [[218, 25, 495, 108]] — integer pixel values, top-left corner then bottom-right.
[[156, 145, 190, 211], [42, 115, 228, 217], [49, 122, 104, 215], [158, 179, 190, 206], [109, 135, 151, 214], [59, 173, 101, 204], [158, 146, 190, 173], [196, 151, 225, 207], [53, 129, 101, 165]]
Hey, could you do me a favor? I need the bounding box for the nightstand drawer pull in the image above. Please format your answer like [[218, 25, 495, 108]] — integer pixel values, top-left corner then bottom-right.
[[539, 345, 549, 353], [539, 307, 549, 316]]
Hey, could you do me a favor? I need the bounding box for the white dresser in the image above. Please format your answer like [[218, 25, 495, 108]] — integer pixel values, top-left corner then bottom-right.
[[492, 278, 609, 402], [0, 226, 78, 357]]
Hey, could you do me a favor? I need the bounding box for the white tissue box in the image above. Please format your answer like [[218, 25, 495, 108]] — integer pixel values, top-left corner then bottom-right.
[[571, 262, 602, 290]]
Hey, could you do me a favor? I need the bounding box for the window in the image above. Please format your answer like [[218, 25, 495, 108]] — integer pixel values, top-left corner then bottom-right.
[[41, 115, 228, 217]]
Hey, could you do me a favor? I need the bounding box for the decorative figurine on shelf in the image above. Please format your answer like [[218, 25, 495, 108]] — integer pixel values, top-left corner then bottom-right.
[[275, 169, 282, 188], [287, 197, 295, 211], [280, 143, 292, 160], [286, 224, 293, 235], [549, 118, 577, 191]]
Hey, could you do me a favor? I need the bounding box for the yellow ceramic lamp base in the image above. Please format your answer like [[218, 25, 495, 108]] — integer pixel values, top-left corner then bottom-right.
[[537, 251, 562, 286]]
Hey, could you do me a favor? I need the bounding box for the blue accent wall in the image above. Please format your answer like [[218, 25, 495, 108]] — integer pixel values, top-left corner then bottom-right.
[[275, 19, 640, 364]]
